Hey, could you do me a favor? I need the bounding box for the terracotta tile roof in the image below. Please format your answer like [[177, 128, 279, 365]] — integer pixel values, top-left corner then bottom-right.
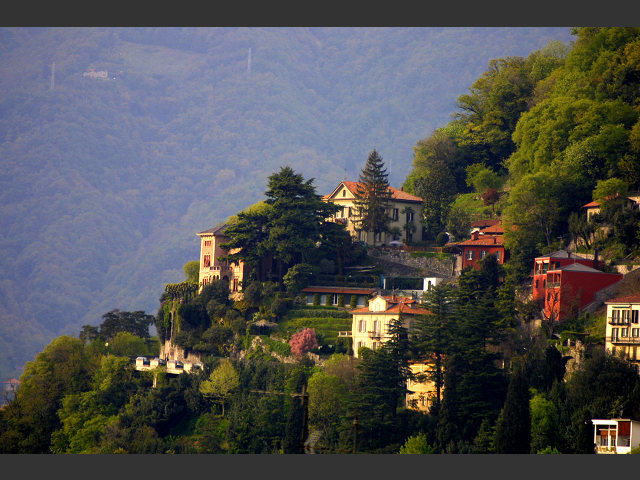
[[582, 195, 634, 208], [301, 286, 377, 295], [351, 302, 431, 315], [328, 181, 423, 203], [606, 293, 640, 304], [471, 219, 501, 228], [457, 235, 505, 247], [479, 224, 504, 235]]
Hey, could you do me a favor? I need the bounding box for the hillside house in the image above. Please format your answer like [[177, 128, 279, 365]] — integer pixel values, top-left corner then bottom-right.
[[196, 224, 247, 294], [301, 286, 376, 308], [532, 251, 622, 322], [592, 418, 640, 454], [604, 294, 640, 373], [455, 219, 507, 271], [582, 195, 637, 222], [339, 294, 430, 358], [322, 181, 424, 246], [406, 361, 438, 412]]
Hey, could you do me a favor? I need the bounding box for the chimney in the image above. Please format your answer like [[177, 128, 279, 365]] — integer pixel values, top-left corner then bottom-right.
[[472, 231, 479, 241]]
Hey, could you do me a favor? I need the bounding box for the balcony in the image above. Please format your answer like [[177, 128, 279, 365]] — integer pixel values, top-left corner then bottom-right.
[[367, 331, 382, 339], [608, 317, 630, 325], [338, 331, 352, 337], [607, 336, 640, 345]]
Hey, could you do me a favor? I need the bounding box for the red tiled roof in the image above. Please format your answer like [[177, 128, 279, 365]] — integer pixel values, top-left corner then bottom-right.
[[471, 219, 501, 228], [582, 195, 633, 208], [457, 235, 505, 247], [479, 224, 504, 235], [606, 293, 640, 304], [328, 181, 423, 203], [351, 302, 431, 315]]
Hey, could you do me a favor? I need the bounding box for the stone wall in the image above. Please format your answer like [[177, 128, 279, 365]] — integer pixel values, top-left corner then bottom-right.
[[368, 248, 456, 279], [159, 340, 202, 364]]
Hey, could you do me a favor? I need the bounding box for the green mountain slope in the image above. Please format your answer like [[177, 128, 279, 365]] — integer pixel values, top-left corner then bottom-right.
[[0, 27, 572, 381]]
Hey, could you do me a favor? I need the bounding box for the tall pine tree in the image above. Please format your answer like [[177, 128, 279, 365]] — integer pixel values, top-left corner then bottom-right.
[[354, 149, 392, 246]]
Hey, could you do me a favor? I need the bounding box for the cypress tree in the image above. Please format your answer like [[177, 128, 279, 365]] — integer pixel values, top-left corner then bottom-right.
[[354, 149, 392, 245], [495, 359, 531, 453]]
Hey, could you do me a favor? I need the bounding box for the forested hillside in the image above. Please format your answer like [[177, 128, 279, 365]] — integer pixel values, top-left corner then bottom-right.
[[0, 27, 573, 381]]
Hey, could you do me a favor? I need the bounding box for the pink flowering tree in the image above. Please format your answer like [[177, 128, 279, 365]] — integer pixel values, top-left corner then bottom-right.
[[289, 328, 318, 357]]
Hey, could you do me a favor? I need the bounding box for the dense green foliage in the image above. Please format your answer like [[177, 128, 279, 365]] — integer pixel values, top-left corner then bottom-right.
[[8, 28, 640, 456]]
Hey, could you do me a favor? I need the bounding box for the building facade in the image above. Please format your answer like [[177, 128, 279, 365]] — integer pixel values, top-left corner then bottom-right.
[[532, 251, 622, 322], [604, 294, 640, 373], [592, 418, 640, 454], [341, 294, 430, 358], [301, 286, 376, 308], [196, 224, 247, 294], [456, 220, 507, 271], [322, 181, 424, 246]]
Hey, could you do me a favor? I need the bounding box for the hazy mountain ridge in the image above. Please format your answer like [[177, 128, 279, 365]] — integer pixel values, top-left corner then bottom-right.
[[0, 27, 573, 380]]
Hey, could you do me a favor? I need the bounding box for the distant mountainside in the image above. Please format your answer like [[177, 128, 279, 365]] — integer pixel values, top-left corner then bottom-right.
[[0, 27, 573, 380]]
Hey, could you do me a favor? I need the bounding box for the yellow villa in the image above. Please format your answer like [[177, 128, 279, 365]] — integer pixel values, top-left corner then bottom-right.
[[341, 294, 431, 358], [322, 181, 424, 245], [604, 293, 640, 373]]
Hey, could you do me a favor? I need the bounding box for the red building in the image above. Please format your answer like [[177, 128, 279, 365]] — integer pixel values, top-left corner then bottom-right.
[[456, 220, 507, 270], [532, 250, 622, 321]]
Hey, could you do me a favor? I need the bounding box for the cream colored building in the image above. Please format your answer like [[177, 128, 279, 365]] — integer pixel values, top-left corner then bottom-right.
[[406, 361, 438, 412], [197, 224, 246, 294], [322, 181, 423, 245], [340, 294, 431, 358], [604, 293, 640, 373]]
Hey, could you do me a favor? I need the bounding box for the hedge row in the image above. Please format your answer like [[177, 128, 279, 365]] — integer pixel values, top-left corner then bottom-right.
[[286, 308, 352, 319]]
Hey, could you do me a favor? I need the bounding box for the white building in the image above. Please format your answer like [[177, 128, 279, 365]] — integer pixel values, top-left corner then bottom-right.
[[592, 418, 640, 454]]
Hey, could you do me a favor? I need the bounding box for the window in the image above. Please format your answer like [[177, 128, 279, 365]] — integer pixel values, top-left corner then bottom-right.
[[496, 250, 502, 262], [535, 279, 538, 288], [358, 319, 366, 333], [204, 240, 212, 247], [375, 232, 382, 243], [348, 207, 353, 217], [392, 208, 399, 221], [612, 328, 619, 340], [612, 309, 621, 323], [372, 320, 379, 334], [623, 310, 631, 323], [633, 328, 639, 338], [203, 255, 211, 268], [406, 210, 414, 222], [342, 190, 346, 197], [466, 250, 474, 260], [333, 293, 339, 305], [622, 328, 629, 337], [480, 250, 487, 258], [372, 342, 379, 350], [633, 310, 639, 324]]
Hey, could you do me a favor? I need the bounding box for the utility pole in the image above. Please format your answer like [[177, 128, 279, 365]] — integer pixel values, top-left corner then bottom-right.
[[250, 386, 309, 454], [50, 61, 55, 91]]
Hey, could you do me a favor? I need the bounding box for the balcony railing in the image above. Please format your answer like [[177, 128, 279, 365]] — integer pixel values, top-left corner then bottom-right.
[[367, 331, 382, 339], [338, 331, 352, 337], [608, 317, 631, 325], [607, 336, 640, 344]]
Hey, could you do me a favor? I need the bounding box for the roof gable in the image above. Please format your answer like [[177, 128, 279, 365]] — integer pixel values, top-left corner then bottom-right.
[[324, 181, 423, 203]]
